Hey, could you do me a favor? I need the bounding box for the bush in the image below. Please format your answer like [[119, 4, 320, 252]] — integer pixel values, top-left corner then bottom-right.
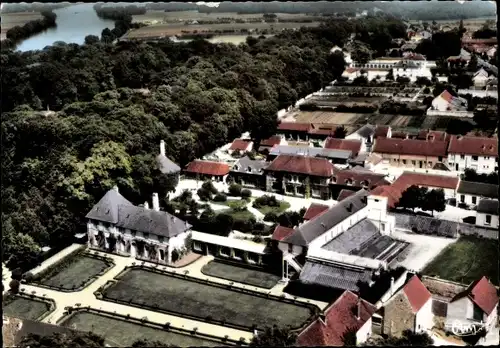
[[241, 189, 252, 199], [197, 188, 212, 201], [264, 212, 278, 222], [11, 268, 23, 281], [201, 181, 218, 194], [253, 195, 278, 208], [9, 280, 20, 294], [228, 183, 242, 196], [23, 272, 34, 282], [233, 218, 256, 233], [213, 193, 227, 202]]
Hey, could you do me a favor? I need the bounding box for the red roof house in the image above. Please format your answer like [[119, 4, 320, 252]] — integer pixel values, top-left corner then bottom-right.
[[264, 155, 335, 177], [229, 139, 253, 152], [277, 122, 311, 132], [297, 290, 377, 346], [303, 203, 330, 221], [372, 137, 448, 158], [272, 225, 295, 242], [332, 168, 390, 189], [374, 126, 391, 138], [324, 138, 362, 157], [184, 160, 230, 177], [260, 135, 283, 148], [448, 135, 498, 158]]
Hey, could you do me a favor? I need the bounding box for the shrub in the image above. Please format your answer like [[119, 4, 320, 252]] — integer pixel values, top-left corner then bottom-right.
[[23, 272, 34, 282], [206, 315, 213, 322], [197, 188, 212, 201], [264, 212, 278, 222], [202, 181, 218, 194], [213, 193, 227, 202], [11, 268, 23, 281], [252, 236, 264, 243], [241, 189, 252, 199], [253, 195, 279, 208], [228, 183, 242, 196]]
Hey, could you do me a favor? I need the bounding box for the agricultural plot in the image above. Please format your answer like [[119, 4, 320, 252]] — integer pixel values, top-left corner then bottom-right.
[[103, 268, 313, 330], [133, 11, 317, 23], [294, 111, 364, 125], [3, 296, 53, 320]]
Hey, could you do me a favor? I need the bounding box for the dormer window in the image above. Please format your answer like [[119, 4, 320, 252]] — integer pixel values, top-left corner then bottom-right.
[[345, 179, 353, 185], [332, 177, 337, 183], [233, 165, 239, 171], [361, 180, 369, 188], [247, 166, 252, 173]]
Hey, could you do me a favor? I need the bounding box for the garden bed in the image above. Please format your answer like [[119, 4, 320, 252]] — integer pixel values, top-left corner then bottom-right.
[[201, 260, 281, 289], [58, 307, 232, 347], [256, 202, 290, 215], [100, 266, 315, 332], [3, 294, 55, 321]]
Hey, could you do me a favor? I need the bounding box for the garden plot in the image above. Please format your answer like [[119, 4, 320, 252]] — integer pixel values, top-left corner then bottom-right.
[[3, 296, 53, 320], [201, 260, 281, 289], [60, 311, 221, 347], [103, 268, 313, 330]]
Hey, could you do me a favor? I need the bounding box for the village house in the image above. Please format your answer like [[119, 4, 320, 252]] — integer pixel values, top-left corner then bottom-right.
[[296, 290, 377, 346], [183, 160, 230, 182], [268, 145, 352, 165], [86, 187, 192, 264], [392, 60, 433, 82], [446, 277, 499, 333], [374, 125, 392, 139], [324, 138, 363, 157], [430, 90, 468, 112], [258, 135, 287, 153], [476, 199, 499, 229], [473, 68, 492, 87], [447, 135, 498, 174], [330, 166, 390, 199], [263, 155, 335, 199], [421, 276, 467, 320], [227, 138, 253, 155], [156, 140, 181, 177], [372, 137, 449, 170], [410, 30, 432, 42], [456, 181, 498, 208], [277, 122, 347, 142], [302, 203, 330, 222], [345, 124, 376, 152], [381, 275, 434, 337], [336, 189, 357, 202], [228, 156, 268, 189]]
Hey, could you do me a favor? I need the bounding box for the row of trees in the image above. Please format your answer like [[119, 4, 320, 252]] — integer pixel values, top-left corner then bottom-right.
[[396, 186, 446, 216], [2, 11, 57, 49]]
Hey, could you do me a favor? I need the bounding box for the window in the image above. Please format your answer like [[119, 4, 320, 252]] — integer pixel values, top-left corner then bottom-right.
[[473, 304, 483, 321], [159, 249, 165, 260], [472, 196, 477, 205], [402, 159, 407, 164], [484, 156, 490, 160], [288, 244, 293, 253], [131, 231, 137, 237], [158, 236, 164, 244], [412, 160, 416, 165], [472, 156, 478, 161], [438, 156, 443, 161], [485, 215, 492, 225], [460, 155, 465, 160], [460, 195, 465, 203], [193, 241, 202, 251]]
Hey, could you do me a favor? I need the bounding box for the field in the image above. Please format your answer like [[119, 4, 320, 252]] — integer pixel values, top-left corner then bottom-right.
[[103, 268, 313, 330], [3, 296, 52, 320], [60, 311, 221, 347], [201, 260, 281, 289], [124, 22, 321, 39], [422, 235, 498, 286], [0, 12, 43, 39], [38, 254, 112, 290]]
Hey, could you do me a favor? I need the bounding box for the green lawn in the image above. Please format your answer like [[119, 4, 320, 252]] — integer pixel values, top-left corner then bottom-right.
[[423, 236, 499, 285], [255, 201, 291, 215], [3, 296, 53, 320], [220, 208, 255, 221]]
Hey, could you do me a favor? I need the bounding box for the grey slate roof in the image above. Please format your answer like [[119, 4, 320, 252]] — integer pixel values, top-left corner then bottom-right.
[[85, 188, 133, 224], [299, 260, 373, 291], [270, 145, 352, 160], [156, 154, 181, 174], [477, 199, 499, 215], [321, 219, 381, 254], [457, 181, 499, 199], [231, 156, 269, 175], [283, 189, 369, 246], [86, 188, 190, 237], [355, 124, 376, 139]]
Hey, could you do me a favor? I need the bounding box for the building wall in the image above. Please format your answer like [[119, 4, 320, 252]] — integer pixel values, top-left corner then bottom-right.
[[373, 153, 442, 170], [382, 291, 417, 337], [474, 75, 489, 87], [457, 192, 483, 206], [393, 67, 432, 82], [447, 297, 473, 321], [432, 96, 450, 111], [447, 153, 497, 174], [356, 318, 373, 345], [476, 212, 499, 229], [278, 242, 304, 257], [414, 298, 434, 333]]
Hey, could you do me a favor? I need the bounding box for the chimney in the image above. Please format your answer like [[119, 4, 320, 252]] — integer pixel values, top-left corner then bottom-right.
[[390, 277, 395, 295], [144, 201, 149, 210], [319, 312, 327, 325], [160, 140, 166, 156], [356, 298, 361, 320], [113, 185, 119, 193], [152, 193, 160, 211]]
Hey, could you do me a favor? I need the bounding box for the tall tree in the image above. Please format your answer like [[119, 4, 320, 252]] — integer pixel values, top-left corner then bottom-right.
[[333, 126, 347, 139], [422, 189, 446, 216], [250, 326, 297, 347], [18, 332, 105, 348], [397, 185, 428, 212]]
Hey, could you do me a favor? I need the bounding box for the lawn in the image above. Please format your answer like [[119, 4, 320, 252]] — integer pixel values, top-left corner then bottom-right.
[[60, 311, 221, 347], [256, 201, 291, 215], [201, 260, 281, 289], [422, 236, 499, 285], [38, 254, 112, 290], [3, 296, 52, 320], [103, 269, 313, 330]]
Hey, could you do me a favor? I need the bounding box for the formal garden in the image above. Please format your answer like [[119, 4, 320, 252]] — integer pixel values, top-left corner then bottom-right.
[[27, 247, 114, 291], [59, 309, 227, 347], [3, 294, 55, 320], [252, 195, 291, 215], [99, 267, 315, 331], [423, 235, 499, 285], [201, 260, 281, 289]]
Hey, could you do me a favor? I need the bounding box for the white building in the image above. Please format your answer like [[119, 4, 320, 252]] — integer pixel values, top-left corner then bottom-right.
[[456, 181, 498, 208], [86, 187, 192, 264], [447, 135, 498, 174], [431, 90, 468, 112], [392, 60, 433, 82], [473, 68, 491, 87], [476, 199, 499, 229]]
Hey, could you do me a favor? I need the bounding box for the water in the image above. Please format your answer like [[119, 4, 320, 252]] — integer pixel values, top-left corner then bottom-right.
[[15, 3, 115, 52]]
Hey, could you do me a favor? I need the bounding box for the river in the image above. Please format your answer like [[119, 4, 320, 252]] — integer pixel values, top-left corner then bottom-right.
[[15, 3, 115, 52]]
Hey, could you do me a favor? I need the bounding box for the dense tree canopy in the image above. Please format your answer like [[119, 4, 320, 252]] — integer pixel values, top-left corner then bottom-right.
[[18, 332, 105, 348]]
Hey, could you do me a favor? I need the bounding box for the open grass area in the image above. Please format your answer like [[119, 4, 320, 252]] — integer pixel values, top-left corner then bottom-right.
[[423, 236, 499, 285], [3, 296, 52, 320], [103, 269, 312, 330], [60, 311, 221, 347], [38, 254, 112, 290], [256, 201, 291, 215], [201, 260, 281, 289]]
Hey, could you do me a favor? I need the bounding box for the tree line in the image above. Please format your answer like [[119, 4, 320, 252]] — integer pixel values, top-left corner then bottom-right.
[[2, 11, 57, 50]]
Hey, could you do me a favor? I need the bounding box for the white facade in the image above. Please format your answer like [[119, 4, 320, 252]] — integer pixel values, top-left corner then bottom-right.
[[414, 298, 434, 333], [431, 95, 451, 112], [447, 153, 498, 174], [393, 65, 432, 82], [447, 297, 499, 330], [476, 211, 499, 229], [473, 69, 490, 87], [356, 318, 373, 345]]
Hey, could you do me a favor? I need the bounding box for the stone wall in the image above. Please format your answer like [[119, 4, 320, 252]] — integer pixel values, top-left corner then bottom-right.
[[382, 292, 416, 337]]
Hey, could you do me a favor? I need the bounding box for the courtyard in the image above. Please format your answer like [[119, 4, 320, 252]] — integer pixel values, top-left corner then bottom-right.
[[59, 310, 224, 347], [3, 295, 53, 320], [34, 252, 113, 291], [201, 260, 281, 289], [422, 235, 499, 285], [102, 268, 314, 330]]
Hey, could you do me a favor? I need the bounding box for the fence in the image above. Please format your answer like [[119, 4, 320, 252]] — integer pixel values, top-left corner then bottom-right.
[[426, 109, 474, 117]]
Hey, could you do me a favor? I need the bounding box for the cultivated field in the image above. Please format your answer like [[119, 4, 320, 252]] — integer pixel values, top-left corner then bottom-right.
[[423, 235, 498, 286], [103, 268, 313, 330], [60, 311, 221, 347], [124, 22, 321, 39], [201, 260, 281, 289], [0, 12, 43, 39], [3, 296, 53, 320]]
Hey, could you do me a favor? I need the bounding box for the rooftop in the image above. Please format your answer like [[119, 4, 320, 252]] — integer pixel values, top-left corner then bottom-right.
[[477, 199, 499, 215], [333, 167, 390, 189], [229, 139, 252, 152], [231, 156, 268, 175], [184, 160, 230, 176], [402, 275, 432, 313], [457, 181, 498, 199], [451, 276, 499, 315], [321, 219, 380, 255], [264, 154, 336, 178], [192, 231, 267, 254], [303, 203, 330, 221], [324, 138, 362, 157], [448, 135, 498, 157], [271, 225, 295, 242], [156, 154, 181, 174], [373, 137, 448, 158], [269, 145, 352, 161], [337, 189, 357, 202]]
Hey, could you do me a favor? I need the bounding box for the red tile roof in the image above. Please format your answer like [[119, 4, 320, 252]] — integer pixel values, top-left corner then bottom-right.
[[374, 126, 390, 138], [260, 135, 282, 147], [333, 169, 390, 189], [277, 122, 311, 132], [453, 277, 499, 316], [297, 291, 377, 346], [439, 90, 454, 103], [324, 138, 362, 157], [229, 139, 252, 151], [303, 203, 330, 221], [392, 172, 459, 191], [402, 275, 432, 313], [272, 225, 295, 242], [391, 131, 408, 139], [448, 135, 498, 157], [265, 155, 335, 177], [184, 160, 230, 176], [370, 185, 402, 209], [345, 68, 359, 73], [406, 53, 426, 61], [337, 189, 357, 202], [462, 38, 497, 45], [373, 137, 448, 157]]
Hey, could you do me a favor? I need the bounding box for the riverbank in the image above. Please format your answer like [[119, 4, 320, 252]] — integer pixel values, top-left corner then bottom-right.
[[0, 12, 43, 40]]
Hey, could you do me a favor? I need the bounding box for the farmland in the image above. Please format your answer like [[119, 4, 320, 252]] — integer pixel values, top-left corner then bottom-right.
[[0, 12, 43, 40]]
